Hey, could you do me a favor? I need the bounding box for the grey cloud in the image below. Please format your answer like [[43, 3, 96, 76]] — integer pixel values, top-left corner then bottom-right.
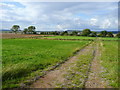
[[0, 2, 118, 30]]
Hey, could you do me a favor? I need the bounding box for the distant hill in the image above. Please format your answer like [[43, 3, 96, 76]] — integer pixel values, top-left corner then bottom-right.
[[0, 29, 119, 34], [66, 30, 119, 34], [108, 31, 118, 34], [0, 29, 11, 31], [0, 29, 13, 33], [66, 30, 81, 32], [66, 29, 118, 33], [96, 31, 118, 34], [0, 29, 22, 33]]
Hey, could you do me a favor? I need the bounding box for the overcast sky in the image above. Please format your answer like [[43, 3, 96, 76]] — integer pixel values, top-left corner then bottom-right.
[[0, 1, 118, 31]]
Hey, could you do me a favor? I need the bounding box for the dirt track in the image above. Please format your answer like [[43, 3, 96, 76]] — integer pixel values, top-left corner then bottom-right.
[[85, 41, 110, 88], [29, 39, 110, 88], [30, 42, 94, 88]]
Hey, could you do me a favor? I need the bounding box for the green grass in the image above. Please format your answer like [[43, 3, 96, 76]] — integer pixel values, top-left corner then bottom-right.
[[100, 37, 119, 40], [0, 39, 2, 90], [100, 41, 118, 87], [2, 39, 89, 88], [42, 36, 96, 40]]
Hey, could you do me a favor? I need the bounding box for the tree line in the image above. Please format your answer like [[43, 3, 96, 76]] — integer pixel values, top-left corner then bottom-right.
[[11, 25, 120, 38], [39, 29, 120, 38], [11, 25, 36, 34]]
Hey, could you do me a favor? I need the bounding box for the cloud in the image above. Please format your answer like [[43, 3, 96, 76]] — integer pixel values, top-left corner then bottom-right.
[[100, 19, 111, 29], [90, 18, 98, 26], [0, 3, 15, 8], [0, 2, 118, 31]]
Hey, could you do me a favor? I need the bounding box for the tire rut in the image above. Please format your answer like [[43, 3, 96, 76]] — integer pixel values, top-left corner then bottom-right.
[[85, 40, 110, 88], [30, 42, 95, 88]]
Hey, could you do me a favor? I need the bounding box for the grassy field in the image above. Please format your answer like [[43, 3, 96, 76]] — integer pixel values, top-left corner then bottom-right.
[[100, 37, 119, 40], [100, 41, 118, 87], [42, 36, 96, 40], [2, 35, 119, 88], [2, 39, 89, 88], [42, 36, 119, 41]]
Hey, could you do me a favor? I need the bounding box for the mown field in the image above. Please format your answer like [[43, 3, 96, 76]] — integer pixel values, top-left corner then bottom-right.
[[100, 41, 118, 87], [2, 39, 89, 88], [42, 36, 96, 40], [1, 33, 55, 39], [42, 36, 119, 41]]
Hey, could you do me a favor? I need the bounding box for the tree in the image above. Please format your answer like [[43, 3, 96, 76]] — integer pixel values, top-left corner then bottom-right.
[[11, 25, 20, 34], [116, 32, 120, 38], [28, 26, 36, 34], [82, 29, 91, 36], [99, 30, 107, 37], [107, 32, 114, 37], [61, 31, 68, 36], [71, 31, 78, 36], [40, 32, 45, 35], [23, 28, 28, 34], [89, 31, 97, 37], [50, 31, 60, 35]]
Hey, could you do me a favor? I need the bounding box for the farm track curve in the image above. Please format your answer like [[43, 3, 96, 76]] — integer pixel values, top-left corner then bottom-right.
[[30, 38, 111, 88], [29, 41, 95, 88]]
